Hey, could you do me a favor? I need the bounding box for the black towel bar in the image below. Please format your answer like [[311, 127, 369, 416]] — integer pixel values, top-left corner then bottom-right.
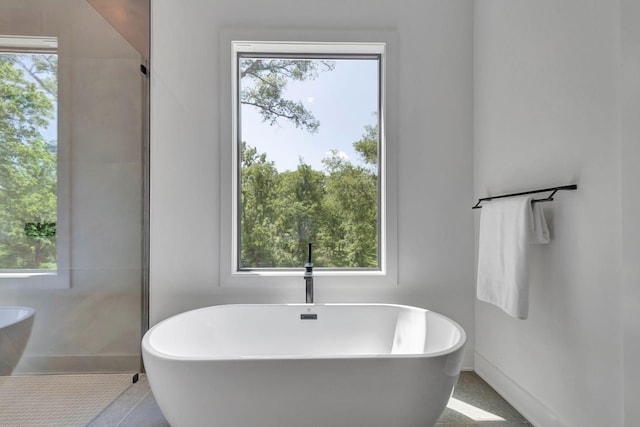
[[472, 184, 578, 209]]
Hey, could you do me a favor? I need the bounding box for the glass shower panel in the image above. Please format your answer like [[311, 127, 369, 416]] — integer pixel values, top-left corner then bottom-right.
[[0, 0, 147, 374]]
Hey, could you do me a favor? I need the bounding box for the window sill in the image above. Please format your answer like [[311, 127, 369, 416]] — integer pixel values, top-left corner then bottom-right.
[[221, 268, 397, 288], [0, 269, 70, 290]]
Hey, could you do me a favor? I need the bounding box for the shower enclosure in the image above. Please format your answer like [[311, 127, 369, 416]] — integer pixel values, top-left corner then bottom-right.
[[0, 0, 149, 374]]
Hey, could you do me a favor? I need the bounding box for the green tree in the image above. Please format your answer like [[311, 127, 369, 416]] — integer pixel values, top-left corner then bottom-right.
[[321, 143, 378, 268], [240, 142, 279, 268], [271, 162, 326, 267], [239, 58, 334, 133], [239, 57, 333, 267], [0, 53, 57, 269], [240, 121, 379, 269], [353, 120, 379, 166]]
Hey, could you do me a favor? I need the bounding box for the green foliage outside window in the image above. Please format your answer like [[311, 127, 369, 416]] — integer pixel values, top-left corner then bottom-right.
[[240, 131, 378, 269], [0, 52, 58, 270]]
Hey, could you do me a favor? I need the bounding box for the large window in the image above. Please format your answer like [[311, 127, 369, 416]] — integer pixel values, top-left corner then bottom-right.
[[0, 35, 66, 286], [233, 41, 384, 272], [221, 34, 398, 287]]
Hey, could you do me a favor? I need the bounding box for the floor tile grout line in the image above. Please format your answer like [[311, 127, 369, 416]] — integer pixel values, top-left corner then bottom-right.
[[115, 389, 152, 426], [85, 380, 137, 426]]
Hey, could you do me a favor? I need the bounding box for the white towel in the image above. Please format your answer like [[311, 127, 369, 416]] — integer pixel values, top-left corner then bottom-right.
[[476, 196, 550, 319]]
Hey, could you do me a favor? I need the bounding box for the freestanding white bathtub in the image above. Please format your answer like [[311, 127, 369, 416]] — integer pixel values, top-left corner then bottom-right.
[[142, 303, 466, 427], [0, 306, 35, 376]]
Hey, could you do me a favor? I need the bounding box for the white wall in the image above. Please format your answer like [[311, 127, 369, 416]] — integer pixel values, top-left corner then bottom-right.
[[474, 1, 627, 426], [621, 0, 640, 424], [150, 0, 475, 366], [0, 0, 143, 373]]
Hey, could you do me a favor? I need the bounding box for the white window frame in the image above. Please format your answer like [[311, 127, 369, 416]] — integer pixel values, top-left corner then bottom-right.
[[219, 30, 398, 288], [0, 35, 70, 290]]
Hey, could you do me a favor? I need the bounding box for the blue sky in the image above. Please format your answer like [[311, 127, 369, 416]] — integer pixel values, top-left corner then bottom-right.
[[240, 58, 379, 172]]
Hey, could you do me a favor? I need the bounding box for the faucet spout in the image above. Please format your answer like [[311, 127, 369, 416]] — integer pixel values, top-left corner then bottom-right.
[[304, 243, 313, 304], [305, 271, 313, 304]]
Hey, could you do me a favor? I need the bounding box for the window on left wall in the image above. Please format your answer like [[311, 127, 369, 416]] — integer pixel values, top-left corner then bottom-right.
[[0, 35, 68, 288]]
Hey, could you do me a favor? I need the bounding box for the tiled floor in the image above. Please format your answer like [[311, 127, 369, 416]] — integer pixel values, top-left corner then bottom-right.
[[436, 372, 530, 426], [89, 371, 530, 426], [87, 375, 166, 427], [0, 374, 133, 427]]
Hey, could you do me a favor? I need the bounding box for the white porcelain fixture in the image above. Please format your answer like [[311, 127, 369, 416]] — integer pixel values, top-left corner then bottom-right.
[[142, 303, 466, 427], [0, 306, 35, 375]]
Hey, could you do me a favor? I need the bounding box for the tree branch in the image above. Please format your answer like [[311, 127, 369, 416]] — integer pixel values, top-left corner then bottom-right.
[[13, 57, 57, 100]]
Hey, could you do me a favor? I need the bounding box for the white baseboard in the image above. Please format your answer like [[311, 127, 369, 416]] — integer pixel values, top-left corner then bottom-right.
[[462, 349, 474, 371], [474, 352, 564, 427]]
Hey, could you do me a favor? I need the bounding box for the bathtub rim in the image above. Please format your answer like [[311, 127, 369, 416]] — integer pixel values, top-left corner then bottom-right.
[[142, 303, 466, 362], [0, 306, 36, 329]]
